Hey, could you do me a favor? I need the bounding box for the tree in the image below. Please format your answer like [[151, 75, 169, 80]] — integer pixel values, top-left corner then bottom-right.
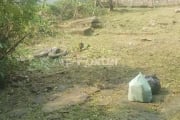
[[109, 0, 114, 11], [96, 0, 114, 11], [0, 0, 38, 88]]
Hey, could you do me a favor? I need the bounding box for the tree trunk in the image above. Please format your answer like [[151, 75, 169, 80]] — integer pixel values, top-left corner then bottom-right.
[[96, 0, 104, 8], [109, 0, 114, 11]]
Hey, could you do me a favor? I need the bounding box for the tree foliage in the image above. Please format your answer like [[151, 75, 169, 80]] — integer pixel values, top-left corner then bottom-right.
[[0, 0, 108, 88], [0, 0, 38, 58], [0, 0, 38, 88]]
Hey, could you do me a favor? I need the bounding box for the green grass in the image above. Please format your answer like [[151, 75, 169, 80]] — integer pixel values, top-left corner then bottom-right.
[[1, 6, 180, 120]]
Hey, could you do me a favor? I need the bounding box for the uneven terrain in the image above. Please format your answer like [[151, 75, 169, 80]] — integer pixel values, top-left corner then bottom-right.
[[0, 7, 180, 120]]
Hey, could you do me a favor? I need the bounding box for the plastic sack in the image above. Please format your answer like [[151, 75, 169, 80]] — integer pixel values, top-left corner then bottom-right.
[[128, 72, 152, 103], [145, 75, 161, 95]]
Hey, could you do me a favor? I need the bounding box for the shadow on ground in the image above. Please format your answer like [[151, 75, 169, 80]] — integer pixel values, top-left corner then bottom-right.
[[0, 64, 168, 120]]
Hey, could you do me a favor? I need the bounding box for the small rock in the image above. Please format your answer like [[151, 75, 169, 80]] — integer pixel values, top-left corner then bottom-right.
[[141, 38, 152, 42], [91, 18, 103, 28], [84, 27, 94, 36], [172, 20, 177, 24]]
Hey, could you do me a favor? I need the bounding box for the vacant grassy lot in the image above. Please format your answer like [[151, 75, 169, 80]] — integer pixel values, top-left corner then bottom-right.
[[0, 7, 180, 120]]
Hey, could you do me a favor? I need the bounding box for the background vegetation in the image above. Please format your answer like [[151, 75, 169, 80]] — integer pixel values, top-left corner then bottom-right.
[[0, 0, 38, 88], [0, 0, 107, 88], [48, 0, 107, 20]]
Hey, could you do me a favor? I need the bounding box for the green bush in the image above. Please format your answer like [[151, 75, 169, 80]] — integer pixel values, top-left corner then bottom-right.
[[0, 0, 38, 88], [0, 57, 20, 88], [29, 4, 58, 37]]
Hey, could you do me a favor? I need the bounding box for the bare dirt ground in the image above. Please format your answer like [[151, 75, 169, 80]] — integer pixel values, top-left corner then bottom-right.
[[0, 7, 180, 120]]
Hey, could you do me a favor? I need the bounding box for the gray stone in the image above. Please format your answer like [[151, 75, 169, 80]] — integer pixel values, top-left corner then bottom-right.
[[91, 18, 103, 28], [83, 27, 94, 36]]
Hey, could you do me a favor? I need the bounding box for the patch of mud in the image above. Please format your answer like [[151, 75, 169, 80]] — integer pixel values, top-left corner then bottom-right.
[[42, 86, 100, 113]]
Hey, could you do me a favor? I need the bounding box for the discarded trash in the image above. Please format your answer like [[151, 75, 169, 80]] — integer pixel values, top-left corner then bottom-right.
[[145, 74, 161, 95], [175, 8, 180, 13], [34, 47, 68, 58], [128, 72, 152, 103]]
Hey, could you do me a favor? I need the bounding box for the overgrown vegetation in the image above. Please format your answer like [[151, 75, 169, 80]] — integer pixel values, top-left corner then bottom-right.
[[48, 0, 107, 20], [0, 0, 38, 88], [0, 0, 109, 88], [0, 0, 107, 57]]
